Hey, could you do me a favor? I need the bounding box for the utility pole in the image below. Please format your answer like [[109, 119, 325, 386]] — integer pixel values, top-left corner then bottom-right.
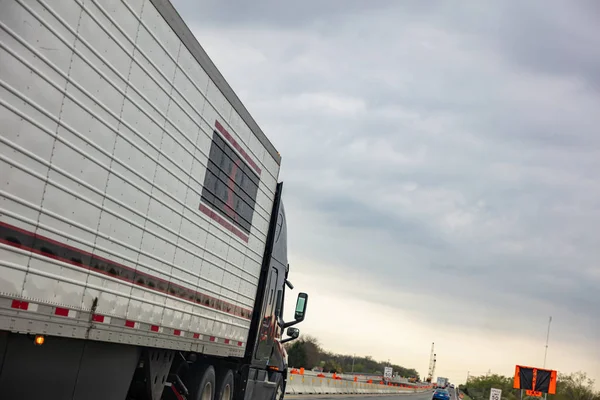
[[483, 368, 491, 399], [351, 353, 355, 373], [543, 316, 552, 368], [543, 316, 552, 400]]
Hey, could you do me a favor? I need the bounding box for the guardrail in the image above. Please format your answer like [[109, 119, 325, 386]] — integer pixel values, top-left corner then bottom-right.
[[285, 371, 433, 395], [289, 370, 425, 386]]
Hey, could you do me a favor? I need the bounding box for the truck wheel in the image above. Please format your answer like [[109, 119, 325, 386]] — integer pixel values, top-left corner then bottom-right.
[[187, 365, 216, 400], [216, 370, 234, 400]]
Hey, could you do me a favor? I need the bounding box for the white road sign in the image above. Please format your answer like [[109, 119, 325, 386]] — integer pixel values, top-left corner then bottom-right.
[[489, 388, 502, 400], [384, 367, 393, 380]]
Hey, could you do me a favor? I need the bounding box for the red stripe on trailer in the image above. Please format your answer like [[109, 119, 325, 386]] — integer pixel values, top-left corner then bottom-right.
[[238, 341, 243, 346], [4, 296, 236, 345], [55, 307, 69, 317], [214, 120, 262, 175], [199, 204, 249, 243], [11, 300, 29, 310], [92, 314, 104, 323], [0, 222, 252, 321]]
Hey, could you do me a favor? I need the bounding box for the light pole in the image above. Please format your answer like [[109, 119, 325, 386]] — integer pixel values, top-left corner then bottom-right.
[[351, 353, 355, 373], [543, 316, 552, 368], [543, 316, 552, 400]]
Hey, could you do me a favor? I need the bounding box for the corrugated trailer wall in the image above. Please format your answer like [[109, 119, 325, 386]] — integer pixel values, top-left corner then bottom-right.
[[0, 0, 280, 358]]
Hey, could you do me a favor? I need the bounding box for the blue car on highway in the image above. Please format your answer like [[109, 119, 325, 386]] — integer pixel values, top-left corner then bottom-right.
[[432, 388, 451, 400]]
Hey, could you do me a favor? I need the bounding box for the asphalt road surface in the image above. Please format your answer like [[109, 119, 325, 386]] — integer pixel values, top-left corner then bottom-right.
[[287, 386, 459, 400], [288, 396, 431, 400]]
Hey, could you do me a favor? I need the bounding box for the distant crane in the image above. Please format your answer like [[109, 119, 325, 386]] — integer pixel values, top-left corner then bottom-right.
[[426, 342, 436, 383]]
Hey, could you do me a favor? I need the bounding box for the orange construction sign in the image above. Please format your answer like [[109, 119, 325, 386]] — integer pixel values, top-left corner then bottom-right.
[[526, 390, 542, 397], [514, 365, 557, 395]]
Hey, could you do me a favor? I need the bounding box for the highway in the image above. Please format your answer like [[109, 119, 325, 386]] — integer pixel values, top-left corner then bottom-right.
[[288, 396, 432, 400], [287, 385, 459, 400]]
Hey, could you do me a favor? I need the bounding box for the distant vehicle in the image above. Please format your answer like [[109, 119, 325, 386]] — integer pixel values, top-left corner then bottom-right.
[[432, 388, 451, 400], [437, 376, 449, 388], [450, 384, 455, 389]]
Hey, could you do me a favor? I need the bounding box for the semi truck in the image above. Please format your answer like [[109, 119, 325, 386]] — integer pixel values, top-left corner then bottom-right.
[[0, 0, 308, 399], [436, 377, 448, 388]]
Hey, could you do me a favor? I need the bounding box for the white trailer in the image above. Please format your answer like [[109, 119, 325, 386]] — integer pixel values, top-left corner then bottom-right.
[[0, 0, 308, 399]]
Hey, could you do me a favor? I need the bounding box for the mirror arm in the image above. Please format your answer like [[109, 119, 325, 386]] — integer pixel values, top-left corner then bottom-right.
[[282, 319, 300, 329], [280, 336, 298, 344]]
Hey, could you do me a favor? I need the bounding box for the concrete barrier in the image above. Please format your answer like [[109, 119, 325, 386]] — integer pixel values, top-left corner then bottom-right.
[[294, 370, 411, 384], [285, 372, 433, 396]]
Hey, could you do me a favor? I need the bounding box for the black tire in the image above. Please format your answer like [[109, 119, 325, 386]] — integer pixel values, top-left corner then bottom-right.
[[215, 370, 234, 400], [186, 365, 216, 400]]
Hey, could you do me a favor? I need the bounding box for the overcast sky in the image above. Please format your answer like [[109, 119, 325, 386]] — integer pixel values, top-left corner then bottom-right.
[[171, 0, 600, 384]]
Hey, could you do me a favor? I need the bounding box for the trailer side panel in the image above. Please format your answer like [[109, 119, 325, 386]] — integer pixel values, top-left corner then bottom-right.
[[0, 0, 280, 357]]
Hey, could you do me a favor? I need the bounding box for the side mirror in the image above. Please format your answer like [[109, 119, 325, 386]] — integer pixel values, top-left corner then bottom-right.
[[294, 292, 308, 322], [280, 327, 300, 344], [287, 327, 300, 339], [282, 292, 308, 329]]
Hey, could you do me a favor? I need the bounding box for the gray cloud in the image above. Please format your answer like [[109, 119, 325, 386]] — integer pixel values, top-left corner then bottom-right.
[[170, 0, 401, 29], [170, 0, 600, 376]]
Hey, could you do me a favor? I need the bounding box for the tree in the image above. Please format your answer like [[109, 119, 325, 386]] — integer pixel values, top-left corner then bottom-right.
[[465, 374, 519, 400], [553, 371, 599, 400], [463, 371, 600, 400], [352, 363, 365, 373], [283, 334, 421, 377], [284, 335, 322, 369], [301, 335, 322, 369], [323, 359, 343, 373], [286, 340, 307, 368]]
